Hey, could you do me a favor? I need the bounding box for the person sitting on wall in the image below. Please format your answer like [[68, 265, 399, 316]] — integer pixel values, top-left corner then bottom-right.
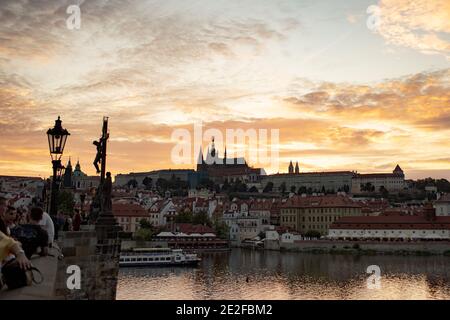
[[0, 217, 31, 270], [10, 207, 49, 259]]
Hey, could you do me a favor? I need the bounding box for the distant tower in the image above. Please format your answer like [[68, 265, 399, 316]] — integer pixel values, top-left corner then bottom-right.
[[210, 137, 216, 158], [295, 161, 299, 174], [288, 161, 294, 174], [196, 147, 204, 171], [224, 145, 227, 165], [75, 159, 81, 172], [63, 158, 73, 188], [393, 164, 404, 177], [205, 137, 219, 164]]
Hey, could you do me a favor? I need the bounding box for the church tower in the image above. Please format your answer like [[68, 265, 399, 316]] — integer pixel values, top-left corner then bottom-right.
[[295, 161, 299, 174], [63, 157, 73, 188], [224, 146, 227, 165], [288, 161, 294, 174], [393, 164, 404, 177], [196, 147, 204, 171]]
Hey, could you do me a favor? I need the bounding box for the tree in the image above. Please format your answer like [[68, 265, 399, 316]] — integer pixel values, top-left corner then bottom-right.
[[263, 182, 274, 193], [199, 178, 214, 190], [235, 181, 247, 193], [304, 230, 321, 238], [280, 182, 287, 194], [213, 219, 229, 239], [361, 182, 375, 193], [58, 190, 74, 215], [290, 185, 296, 193], [133, 228, 154, 241], [175, 210, 193, 223], [142, 177, 153, 190], [222, 179, 231, 192], [156, 178, 168, 193], [127, 179, 138, 189], [379, 186, 389, 198], [298, 186, 307, 195], [192, 211, 212, 227], [139, 218, 153, 229]]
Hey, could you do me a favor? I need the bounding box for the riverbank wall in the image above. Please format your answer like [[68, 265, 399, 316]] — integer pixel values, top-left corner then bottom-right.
[[264, 239, 450, 255]]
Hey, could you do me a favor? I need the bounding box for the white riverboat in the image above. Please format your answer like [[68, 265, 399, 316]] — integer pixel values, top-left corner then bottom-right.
[[119, 248, 201, 267]]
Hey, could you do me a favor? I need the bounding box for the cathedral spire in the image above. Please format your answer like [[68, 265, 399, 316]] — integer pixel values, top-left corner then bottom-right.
[[75, 158, 81, 171], [197, 147, 204, 164], [210, 136, 216, 158], [288, 160, 294, 174]]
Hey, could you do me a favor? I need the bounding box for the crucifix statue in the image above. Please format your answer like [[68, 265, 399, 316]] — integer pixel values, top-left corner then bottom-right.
[[90, 117, 113, 223], [93, 117, 110, 180]]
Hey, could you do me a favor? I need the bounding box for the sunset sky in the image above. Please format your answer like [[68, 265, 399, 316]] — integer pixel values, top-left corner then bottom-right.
[[0, 0, 449, 180]]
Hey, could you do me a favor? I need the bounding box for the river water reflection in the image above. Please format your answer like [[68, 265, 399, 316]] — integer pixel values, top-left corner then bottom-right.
[[117, 249, 450, 300]]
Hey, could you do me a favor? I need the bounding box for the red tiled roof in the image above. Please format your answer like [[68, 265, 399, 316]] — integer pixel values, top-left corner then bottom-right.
[[195, 198, 208, 207], [356, 173, 402, 178], [112, 203, 148, 217], [436, 194, 450, 203], [331, 215, 450, 230], [250, 200, 273, 211], [275, 225, 290, 234], [172, 223, 216, 235], [150, 199, 167, 211], [281, 195, 362, 209]]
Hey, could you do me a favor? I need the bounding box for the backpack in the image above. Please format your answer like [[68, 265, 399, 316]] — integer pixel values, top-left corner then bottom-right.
[[10, 225, 44, 259]]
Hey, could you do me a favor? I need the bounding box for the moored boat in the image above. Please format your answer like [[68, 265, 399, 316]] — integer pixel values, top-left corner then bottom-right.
[[119, 247, 201, 267]]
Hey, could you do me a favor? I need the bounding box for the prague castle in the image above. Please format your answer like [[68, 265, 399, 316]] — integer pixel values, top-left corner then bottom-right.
[[261, 161, 406, 194], [196, 138, 264, 184]]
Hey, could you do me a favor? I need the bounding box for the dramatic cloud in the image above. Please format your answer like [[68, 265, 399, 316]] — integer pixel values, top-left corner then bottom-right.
[[376, 0, 450, 58]]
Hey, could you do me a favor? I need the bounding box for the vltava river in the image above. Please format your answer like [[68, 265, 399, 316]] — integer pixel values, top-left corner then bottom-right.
[[117, 249, 450, 300]]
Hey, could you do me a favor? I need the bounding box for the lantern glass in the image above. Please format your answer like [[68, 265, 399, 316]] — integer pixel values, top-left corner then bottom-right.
[[57, 164, 65, 182], [47, 116, 70, 160]]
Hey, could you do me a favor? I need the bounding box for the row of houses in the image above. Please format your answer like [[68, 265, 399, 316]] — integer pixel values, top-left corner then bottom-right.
[[110, 190, 450, 244]]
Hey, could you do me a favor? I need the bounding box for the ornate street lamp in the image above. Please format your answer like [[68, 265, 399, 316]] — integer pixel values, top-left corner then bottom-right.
[[47, 116, 70, 234]]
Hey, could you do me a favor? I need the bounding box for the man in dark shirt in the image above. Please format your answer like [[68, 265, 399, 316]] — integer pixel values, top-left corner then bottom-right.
[[10, 207, 48, 259]]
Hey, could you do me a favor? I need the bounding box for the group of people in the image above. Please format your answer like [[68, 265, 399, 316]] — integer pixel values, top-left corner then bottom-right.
[[56, 209, 87, 232], [0, 196, 56, 278], [0, 195, 91, 282]]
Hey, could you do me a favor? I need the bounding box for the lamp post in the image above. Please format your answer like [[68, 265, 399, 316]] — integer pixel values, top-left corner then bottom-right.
[[46, 116, 70, 233]]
